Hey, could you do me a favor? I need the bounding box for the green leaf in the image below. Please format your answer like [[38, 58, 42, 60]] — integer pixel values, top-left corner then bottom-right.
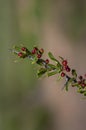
[[59, 56, 64, 61], [48, 52, 62, 73], [64, 77, 73, 91], [71, 83, 79, 87], [48, 64, 56, 70], [37, 68, 47, 78], [65, 82, 69, 91], [56, 64, 62, 73], [77, 89, 85, 94], [48, 52, 60, 64], [84, 91, 86, 96], [13, 45, 20, 51], [32, 56, 38, 64], [72, 69, 77, 78], [47, 70, 58, 77]]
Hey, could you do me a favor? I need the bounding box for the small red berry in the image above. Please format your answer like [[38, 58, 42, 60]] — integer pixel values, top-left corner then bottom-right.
[[45, 59, 49, 64], [18, 52, 23, 57], [62, 60, 67, 66], [61, 72, 65, 77], [37, 54, 41, 58], [32, 49, 37, 54], [78, 76, 83, 80], [21, 47, 26, 51], [65, 66, 70, 72], [40, 48, 44, 54]]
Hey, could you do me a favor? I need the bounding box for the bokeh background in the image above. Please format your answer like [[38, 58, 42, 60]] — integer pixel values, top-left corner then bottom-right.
[[0, 0, 86, 130]]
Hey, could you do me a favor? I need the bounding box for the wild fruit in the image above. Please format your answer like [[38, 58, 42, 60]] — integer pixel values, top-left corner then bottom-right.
[[45, 59, 49, 64], [61, 72, 65, 77], [37, 54, 41, 58], [62, 60, 67, 66], [18, 52, 23, 57], [65, 66, 70, 72], [21, 47, 26, 51]]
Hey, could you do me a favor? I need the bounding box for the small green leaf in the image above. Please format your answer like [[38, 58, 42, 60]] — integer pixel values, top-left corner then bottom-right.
[[65, 82, 69, 91], [72, 69, 77, 78], [37, 68, 47, 78], [59, 56, 64, 61], [84, 91, 86, 96], [47, 70, 57, 77], [48, 52, 62, 73], [56, 64, 62, 73], [64, 78, 73, 91], [71, 83, 79, 87], [32, 56, 38, 64], [78, 89, 85, 94], [48, 52, 60, 64], [48, 64, 56, 70], [13, 45, 20, 51]]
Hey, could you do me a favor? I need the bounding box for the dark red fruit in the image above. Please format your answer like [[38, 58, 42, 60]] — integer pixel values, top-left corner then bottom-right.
[[78, 76, 83, 80], [65, 66, 70, 72], [62, 60, 67, 66], [45, 59, 49, 64], [37, 54, 41, 58], [18, 52, 23, 57], [61, 72, 65, 77], [32, 49, 37, 54], [21, 47, 26, 51]]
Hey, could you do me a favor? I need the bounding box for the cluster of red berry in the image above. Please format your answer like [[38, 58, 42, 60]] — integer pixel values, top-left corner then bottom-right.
[[31, 47, 49, 64], [78, 75, 86, 88], [61, 60, 71, 77], [17, 46, 50, 64], [31, 47, 44, 58], [18, 47, 27, 58]]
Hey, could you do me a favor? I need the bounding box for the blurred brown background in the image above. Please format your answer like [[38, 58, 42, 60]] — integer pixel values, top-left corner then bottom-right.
[[0, 0, 86, 130]]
